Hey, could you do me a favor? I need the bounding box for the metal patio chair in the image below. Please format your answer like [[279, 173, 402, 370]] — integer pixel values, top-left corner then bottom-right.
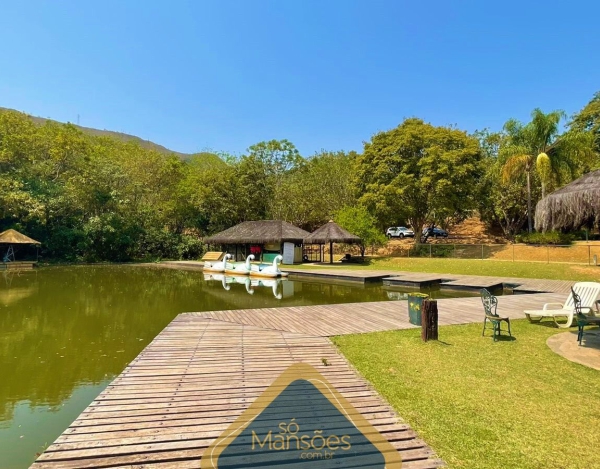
[[481, 288, 512, 342]]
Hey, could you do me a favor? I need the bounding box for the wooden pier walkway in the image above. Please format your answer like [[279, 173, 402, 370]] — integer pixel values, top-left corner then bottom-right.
[[158, 261, 578, 294], [196, 293, 564, 336], [31, 315, 444, 468], [285, 267, 577, 294]]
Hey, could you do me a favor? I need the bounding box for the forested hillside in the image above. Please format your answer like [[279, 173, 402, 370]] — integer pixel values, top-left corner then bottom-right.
[[0, 107, 192, 159], [1, 92, 599, 262], [0, 110, 358, 261]]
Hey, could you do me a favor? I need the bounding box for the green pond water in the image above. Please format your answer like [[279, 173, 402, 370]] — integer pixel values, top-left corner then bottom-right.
[[0, 265, 476, 468]]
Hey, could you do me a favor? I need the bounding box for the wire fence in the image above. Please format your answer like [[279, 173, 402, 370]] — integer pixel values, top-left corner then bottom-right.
[[384, 243, 600, 265]]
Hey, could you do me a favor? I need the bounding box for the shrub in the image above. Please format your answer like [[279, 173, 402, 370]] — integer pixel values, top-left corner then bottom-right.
[[514, 231, 575, 245], [571, 230, 600, 241], [409, 244, 454, 258], [176, 234, 205, 260]]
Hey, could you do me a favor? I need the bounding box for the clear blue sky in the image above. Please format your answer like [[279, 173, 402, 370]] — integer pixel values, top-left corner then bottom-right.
[[1, 0, 598, 156]]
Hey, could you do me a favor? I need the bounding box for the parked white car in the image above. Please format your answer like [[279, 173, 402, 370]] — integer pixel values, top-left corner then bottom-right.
[[386, 226, 415, 238]]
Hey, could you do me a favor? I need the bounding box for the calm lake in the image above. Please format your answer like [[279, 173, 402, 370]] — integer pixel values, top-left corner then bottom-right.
[[0, 265, 473, 468]]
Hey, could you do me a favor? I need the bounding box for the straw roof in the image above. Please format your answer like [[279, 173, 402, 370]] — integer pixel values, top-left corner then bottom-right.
[[0, 229, 41, 244], [304, 220, 361, 244], [535, 169, 600, 232], [204, 220, 310, 245]]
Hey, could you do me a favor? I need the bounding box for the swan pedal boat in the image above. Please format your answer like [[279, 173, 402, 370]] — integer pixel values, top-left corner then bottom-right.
[[224, 254, 255, 275], [249, 255, 289, 278], [203, 253, 232, 273]]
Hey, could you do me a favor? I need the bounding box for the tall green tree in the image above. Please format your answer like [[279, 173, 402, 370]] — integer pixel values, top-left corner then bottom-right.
[[501, 108, 594, 232], [568, 90, 600, 167], [243, 139, 304, 221], [246, 139, 302, 175], [335, 206, 386, 257], [475, 129, 531, 238], [354, 118, 482, 243], [270, 150, 357, 230]]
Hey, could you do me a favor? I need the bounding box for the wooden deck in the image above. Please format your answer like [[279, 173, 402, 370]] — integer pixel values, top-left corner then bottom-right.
[[0, 261, 37, 270], [195, 293, 564, 336], [157, 261, 579, 294], [382, 274, 450, 288], [286, 267, 577, 294], [32, 316, 443, 468]]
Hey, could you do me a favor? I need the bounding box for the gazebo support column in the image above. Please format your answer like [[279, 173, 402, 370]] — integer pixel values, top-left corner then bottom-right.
[[329, 241, 333, 264]]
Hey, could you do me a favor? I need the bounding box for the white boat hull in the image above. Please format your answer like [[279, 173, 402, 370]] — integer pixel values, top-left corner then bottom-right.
[[248, 255, 287, 278], [249, 270, 288, 278], [225, 265, 251, 275], [223, 255, 254, 275], [203, 253, 232, 273]]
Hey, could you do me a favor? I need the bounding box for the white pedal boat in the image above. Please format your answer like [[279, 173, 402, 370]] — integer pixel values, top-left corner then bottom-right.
[[203, 253, 232, 273], [224, 254, 254, 275], [249, 255, 288, 278]]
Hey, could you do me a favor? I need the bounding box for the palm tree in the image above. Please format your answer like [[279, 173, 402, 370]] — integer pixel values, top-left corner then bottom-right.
[[500, 108, 587, 232]]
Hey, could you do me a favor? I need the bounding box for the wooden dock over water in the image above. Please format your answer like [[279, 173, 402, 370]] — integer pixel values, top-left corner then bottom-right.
[[31, 289, 566, 468], [157, 261, 579, 294], [31, 315, 446, 468], [0, 261, 37, 270]]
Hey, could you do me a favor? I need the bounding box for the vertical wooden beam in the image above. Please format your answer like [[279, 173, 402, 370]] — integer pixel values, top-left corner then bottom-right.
[[329, 241, 333, 264], [421, 299, 439, 342]]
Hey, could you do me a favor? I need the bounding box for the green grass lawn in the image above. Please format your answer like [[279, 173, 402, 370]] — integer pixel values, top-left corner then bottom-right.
[[295, 257, 600, 281], [333, 321, 600, 469]]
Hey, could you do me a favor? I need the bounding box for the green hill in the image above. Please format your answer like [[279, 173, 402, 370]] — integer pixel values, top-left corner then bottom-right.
[[1, 106, 194, 159]]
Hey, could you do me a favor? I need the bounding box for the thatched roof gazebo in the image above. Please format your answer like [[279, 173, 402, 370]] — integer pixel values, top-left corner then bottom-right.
[[0, 229, 41, 263], [204, 220, 310, 245], [0, 229, 41, 245], [204, 220, 310, 263], [304, 220, 361, 264], [535, 169, 600, 232]]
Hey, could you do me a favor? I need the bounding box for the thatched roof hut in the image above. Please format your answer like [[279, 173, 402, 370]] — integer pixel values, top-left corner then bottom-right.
[[0, 229, 41, 245], [204, 220, 310, 245], [304, 221, 361, 264], [304, 221, 361, 244], [535, 169, 600, 232]]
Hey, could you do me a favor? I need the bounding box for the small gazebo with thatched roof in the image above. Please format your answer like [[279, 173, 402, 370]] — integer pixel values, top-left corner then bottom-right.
[[304, 220, 362, 264], [535, 169, 600, 232], [0, 229, 41, 263]]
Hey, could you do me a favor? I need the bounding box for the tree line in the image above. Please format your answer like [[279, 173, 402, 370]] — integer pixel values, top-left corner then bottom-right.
[[1, 91, 598, 261]]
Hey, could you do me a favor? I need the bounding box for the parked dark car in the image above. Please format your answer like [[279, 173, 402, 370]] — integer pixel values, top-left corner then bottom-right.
[[422, 227, 449, 238]]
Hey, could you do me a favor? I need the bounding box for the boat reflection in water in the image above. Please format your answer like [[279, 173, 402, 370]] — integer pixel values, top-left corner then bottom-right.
[[203, 273, 293, 299]]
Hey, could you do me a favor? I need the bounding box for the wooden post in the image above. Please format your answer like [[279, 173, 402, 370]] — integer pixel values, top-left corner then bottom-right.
[[329, 241, 333, 264], [421, 299, 438, 342]]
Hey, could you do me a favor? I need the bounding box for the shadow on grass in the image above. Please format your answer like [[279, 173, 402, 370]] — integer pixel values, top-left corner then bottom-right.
[[436, 340, 453, 346], [340, 256, 375, 266], [527, 319, 578, 329], [484, 334, 517, 342]]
